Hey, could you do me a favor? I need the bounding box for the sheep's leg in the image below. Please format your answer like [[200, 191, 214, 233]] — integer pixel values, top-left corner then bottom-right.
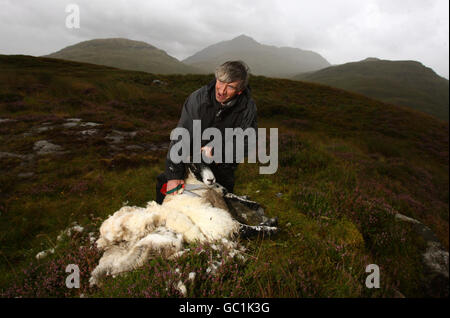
[[224, 191, 278, 227], [238, 223, 278, 239], [217, 183, 278, 229], [259, 217, 279, 227], [215, 183, 260, 210], [224, 192, 261, 210]]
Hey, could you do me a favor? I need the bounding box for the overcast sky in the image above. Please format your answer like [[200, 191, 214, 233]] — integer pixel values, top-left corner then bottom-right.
[[1, 0, 448, 78]]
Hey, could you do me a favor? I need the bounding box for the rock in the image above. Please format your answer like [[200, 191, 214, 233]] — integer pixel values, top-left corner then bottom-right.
[[36, 126, 54, 133], [0, 152, 26, 160], [395, 213, 449, 296], [80, 122, 101, 127], [0, 118, 16, 124], [33, 140, 64, 155], [105, 130, 137, 144], [18, 172, 34, 179], [79, 129, 98, 136], [127, 131, 138, 138], [423, 241, 449, 278], [105, 133, 124, 144], [62, 122, 79, 128], [152, 79, 166, 85]]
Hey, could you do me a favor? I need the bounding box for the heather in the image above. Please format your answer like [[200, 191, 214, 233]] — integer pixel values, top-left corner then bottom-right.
[[0, 55, 448, 297]]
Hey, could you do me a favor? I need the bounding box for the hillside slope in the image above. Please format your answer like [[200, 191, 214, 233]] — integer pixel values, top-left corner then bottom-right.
[[45, 38, 201, 75], [183, 34, 330, 77], [0, 55, 448, 298], [293, 58, 449, 120]]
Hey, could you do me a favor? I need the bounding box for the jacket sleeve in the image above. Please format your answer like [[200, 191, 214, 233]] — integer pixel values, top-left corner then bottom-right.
[[164, 94, 197, 180], [221, 99, 258, 168], [243, 101, 258, 159]]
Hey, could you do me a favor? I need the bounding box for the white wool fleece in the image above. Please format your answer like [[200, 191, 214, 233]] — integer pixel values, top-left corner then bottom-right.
[[90, 227, 183, 285], [163, 195, 239, 242], [96, 204, 163, 248], [90, 191, 240, 286]]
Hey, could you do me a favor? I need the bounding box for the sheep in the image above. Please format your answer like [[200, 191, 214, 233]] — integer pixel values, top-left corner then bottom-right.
[[89, 162, 278, 286]]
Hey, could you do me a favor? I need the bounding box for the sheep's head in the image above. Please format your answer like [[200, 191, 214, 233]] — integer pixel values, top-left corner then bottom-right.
[[186, 162, 216, 186]]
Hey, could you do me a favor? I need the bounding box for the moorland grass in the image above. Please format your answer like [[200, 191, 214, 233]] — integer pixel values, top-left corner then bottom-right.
[[0, 55, 447, 297]]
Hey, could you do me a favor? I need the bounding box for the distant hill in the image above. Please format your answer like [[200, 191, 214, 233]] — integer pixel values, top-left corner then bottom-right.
[[293, 58, 449, 120], [182, 34, 330, 78], [44, 38, 201, 75]]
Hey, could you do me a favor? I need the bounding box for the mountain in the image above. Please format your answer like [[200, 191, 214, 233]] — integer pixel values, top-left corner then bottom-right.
[[182, 34, 331, 78], [293, 58, 449, 121], [0, 55, 448, 297], [44, 38, 200, 75]]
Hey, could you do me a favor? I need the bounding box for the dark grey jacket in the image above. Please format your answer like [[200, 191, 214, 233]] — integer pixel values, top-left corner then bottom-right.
[[165, 79, 258, 180]]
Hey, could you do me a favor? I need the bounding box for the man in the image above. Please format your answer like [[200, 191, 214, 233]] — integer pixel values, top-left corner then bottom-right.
[[156, 60, 257, 204]]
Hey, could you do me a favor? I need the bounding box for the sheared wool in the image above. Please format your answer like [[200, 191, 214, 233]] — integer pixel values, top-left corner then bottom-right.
[[89, 170, 240, 286]]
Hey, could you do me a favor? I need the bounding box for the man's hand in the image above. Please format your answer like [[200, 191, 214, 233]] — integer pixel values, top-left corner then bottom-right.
[[201, 146, 213, 158], [166, 179, 184, 195]]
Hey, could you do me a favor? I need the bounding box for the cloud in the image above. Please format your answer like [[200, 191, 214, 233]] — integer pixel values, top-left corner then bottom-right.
[[0, 0, 448, 78]]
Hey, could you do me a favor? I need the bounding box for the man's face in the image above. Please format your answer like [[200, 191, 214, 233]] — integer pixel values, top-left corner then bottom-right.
[[215, 79, 243, 104]]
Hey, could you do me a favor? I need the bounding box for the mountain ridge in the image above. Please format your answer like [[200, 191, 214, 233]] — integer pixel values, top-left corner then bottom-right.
[[183, 34, 331, 77], [44, 38, 201, 75], [293, 58, 449, 120]]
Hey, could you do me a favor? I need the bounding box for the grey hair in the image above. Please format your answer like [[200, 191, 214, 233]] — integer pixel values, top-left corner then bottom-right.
[[214, 61, 250, 91]]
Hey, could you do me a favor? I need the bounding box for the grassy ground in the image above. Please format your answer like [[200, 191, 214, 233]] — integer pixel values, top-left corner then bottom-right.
[[0, 55, 448, 297]]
